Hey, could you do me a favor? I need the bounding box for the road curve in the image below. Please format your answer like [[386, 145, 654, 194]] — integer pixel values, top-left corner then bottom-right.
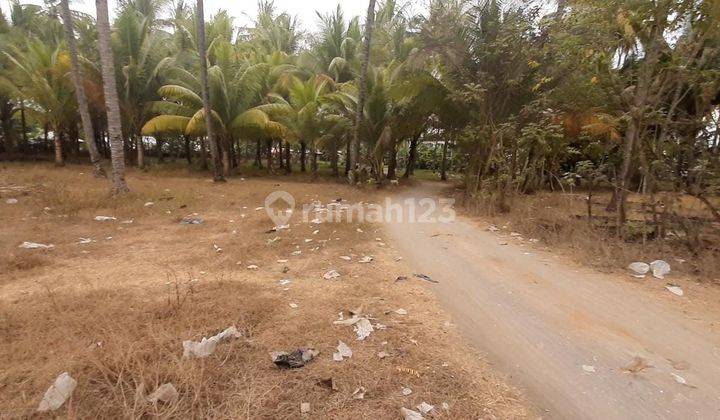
[[382, 182, 720, 419]]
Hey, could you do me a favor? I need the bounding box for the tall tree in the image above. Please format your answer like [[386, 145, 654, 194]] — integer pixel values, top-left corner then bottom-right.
[[349, 0, 376, 184], [196, 0, 224, 182], [96, 0, 129, 193], [60, 0, 105, 177]]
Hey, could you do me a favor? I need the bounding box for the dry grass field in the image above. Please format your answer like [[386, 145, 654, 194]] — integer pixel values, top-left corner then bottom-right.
[[0, 163, 531, 418]]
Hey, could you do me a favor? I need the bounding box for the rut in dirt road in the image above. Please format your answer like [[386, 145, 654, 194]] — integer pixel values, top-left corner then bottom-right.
[[383, 182, 720, 420]]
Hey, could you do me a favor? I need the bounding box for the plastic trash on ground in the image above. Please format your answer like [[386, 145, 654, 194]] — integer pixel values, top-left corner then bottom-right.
[[19, 242, 54, 250], [182, 326, 242, 359], [650, 260, 671, 279], [270, 348, 320, 369], [354, 318, 374, 340], [400, 407, 423, 420], [37, 372, 77, 412], [333, 341, 353, 361], [628, 262, 650, 277], [665, 285, 684, 296], [147, 383, 178, 404]]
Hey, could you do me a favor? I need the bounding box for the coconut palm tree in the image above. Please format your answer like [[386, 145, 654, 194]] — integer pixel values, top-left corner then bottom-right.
[[113, 0, 171, 169], [253, 75, 334, 177], [96, 0, 129, 193], [60, 0, 105, 177], [350, 0, 376, 183], [1, 39, 77, 166], [195, 0, 223, 181]]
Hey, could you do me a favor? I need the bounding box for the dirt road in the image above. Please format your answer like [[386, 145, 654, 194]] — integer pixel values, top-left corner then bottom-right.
[[383, 182, 720, 419]]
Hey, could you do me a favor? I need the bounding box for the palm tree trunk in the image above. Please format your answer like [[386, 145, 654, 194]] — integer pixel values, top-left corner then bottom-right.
[[137, 135, 146, 167], [254, 138, 262, 168], [284, 141, 292, 173], [386, 145, 397, 179], [349, 0, 376, 183], [54, 128, 65, 166], [196, 0, 224, 182], [20, 101, 27, 148], [278, 140, 284, 169], [60, 0, 105, 177], [311, 146, 318, 179], [300, 141, 307, 171], [440, 139, 449, 181], [403, 133, 419, 178], [184, 135, 192, 165], [200, 136, 208, 169], [331, 143, 339, 177], [221, 136, 231, 175], [96, 0, 128, 194], [345, 139, 351, 175], [265, 138, 273, 172]]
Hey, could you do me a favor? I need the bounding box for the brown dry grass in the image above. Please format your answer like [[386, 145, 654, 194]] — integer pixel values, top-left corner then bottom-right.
[[0, 163, 531, 418], [462, 189, 720, 282]]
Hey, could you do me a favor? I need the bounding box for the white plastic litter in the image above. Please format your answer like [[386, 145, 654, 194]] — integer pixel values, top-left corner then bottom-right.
[[352, 386, 366, 399], [19, 241, 54, 249], [354, 318, 374, 340], [401, 387, 413, 396], [182, 326, 242, 359], [628, 262, 650, 277], [147, 383, 178, 404], [671, 372, 688, 385], [78, 238, 93, 244], [340, 255, 352, 261], [37, 372, 77, 412], [417, 402, 434, 415], [395, 308, 408, 315], [247, 265, 259, 270], [359, 256, 374, 263], [323, 269, 340, 279], [666, 285, 684, 296], [94, 216, 116, 221], [300, 402, 311, 413], [650, 260, 671, 279], [400, 407, 423, 420], [333, 340, 353, 361], [144, 202, 154, 207], [6, 198, 18, 204], [582, 365, 596, 373]]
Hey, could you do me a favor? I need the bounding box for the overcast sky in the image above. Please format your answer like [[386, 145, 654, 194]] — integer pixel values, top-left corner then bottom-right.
[[1, 0, 375, 32]]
